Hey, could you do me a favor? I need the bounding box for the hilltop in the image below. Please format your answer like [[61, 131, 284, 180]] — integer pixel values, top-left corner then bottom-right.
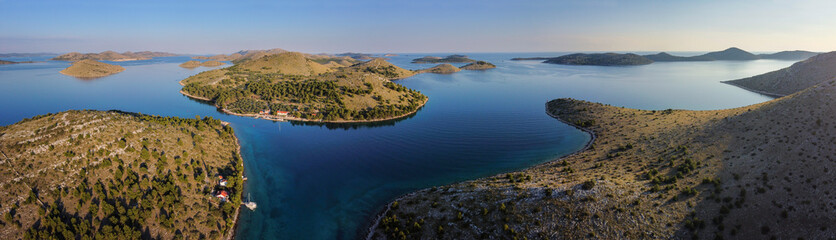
[[179, 60, 226, 68], [0, 110, 243, 239], [370, 54, 836, 239], [412, 55, 477, 64], [59, 59, 125, 78], [724, 52, 836, 96], [179, 52, 427, 122], [543, 53, 653, 66], [53, 51, 178, 61]]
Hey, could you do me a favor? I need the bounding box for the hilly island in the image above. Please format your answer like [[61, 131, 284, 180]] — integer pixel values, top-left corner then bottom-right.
[[370, 52, 836, 239], [179, 51, 495, 123], [0, 110, 243, 239]]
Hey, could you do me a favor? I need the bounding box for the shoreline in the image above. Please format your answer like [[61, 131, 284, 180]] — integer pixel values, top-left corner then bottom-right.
[[721, 81, 786, 98], [179, 89, 429, 124], [364, 101, 597, 239], [224, 123, 246, 240]]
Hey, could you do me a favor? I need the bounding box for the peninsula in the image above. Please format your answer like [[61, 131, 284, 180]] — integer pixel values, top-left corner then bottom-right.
[[0, 60, 37, 65], [0, 110, 243, 239], [370, 53, 836, 239], [53, 51, 178, 61], [180, 52, 427, 122], [723, 51, 836, 96], [59, 59, 125, 78], [180, 60, 226, 68], [412, 55, 476, 64]]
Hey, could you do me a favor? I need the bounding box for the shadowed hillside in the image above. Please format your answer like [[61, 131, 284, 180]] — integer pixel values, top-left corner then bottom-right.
[[724, 52, 836, 96]]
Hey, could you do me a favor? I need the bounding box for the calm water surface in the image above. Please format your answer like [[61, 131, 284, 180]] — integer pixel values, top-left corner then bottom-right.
[[0, 53, 790, 239]]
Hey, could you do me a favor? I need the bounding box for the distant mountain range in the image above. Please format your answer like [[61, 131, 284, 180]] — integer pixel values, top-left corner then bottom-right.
[[53, 51, 178, 61], [643, 47, 819, 62], [514, 48, 821, 66]]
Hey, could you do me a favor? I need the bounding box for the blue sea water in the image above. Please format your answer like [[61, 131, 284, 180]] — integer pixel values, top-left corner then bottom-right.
[[0, 53, 791, 239]]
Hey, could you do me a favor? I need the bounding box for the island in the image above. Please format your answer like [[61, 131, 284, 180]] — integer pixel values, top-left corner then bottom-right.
[[0, 59, 38, 65], [724, 51, 836, 96], [179, 52, 427, 122], [412, 55, 476, 64], [643, 52, 714, 62], [460, 61, 497, 70], [0, 110, 243, 239], [336, 52, 374, 60], [369, 52, 836, 239], [543, 53, 653, 66], [416, 64, 461, 74], [52, 51, 178, 61], [180, 60, 226, 68], [517, 48, 820, 64], [59, 59, 125, 78]]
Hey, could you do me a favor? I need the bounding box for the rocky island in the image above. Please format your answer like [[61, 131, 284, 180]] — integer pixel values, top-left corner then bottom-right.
[[543, 53, 653, 66], [370, 52, 836, 239], [59, 59, 125, 78], [460, 61, 497, 70], [0, 110, 243, 239], [53, 51, 178, 61], [416, 64, 461, 74], [412, 55, 477, 64]]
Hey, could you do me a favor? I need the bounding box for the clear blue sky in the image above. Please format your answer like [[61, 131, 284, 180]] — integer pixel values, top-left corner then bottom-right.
[[1, 0, 834, 54]]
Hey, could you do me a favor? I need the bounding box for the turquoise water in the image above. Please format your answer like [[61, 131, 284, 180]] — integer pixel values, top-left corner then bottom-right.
[[0, 53, 791, 239]]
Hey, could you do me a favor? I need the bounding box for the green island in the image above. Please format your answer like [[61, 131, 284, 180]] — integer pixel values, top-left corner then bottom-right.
[[369, 53, 836, 239], [0, 110, 243, 239], [179, 52, 428, 122], [543, 53, 653, 66]]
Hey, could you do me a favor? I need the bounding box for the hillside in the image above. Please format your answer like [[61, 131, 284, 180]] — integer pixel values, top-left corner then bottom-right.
[[416, 64, 461, 74], [179, 53, 428, 122], [370, 78, 836, 239], [543, 53, 653, 66], [724, 51, 836, 96], [460, 61, 497, 70], [59, 60, 125, 78], [53, 51, 177, 61], [758, 50, 820, 60], [412, 55, 476, 64], [0, 110, 243, 239], [643, 52, 714, 62]]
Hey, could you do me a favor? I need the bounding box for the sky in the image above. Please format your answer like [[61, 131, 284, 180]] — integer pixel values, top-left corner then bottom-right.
[[1, 0, 835, 54]]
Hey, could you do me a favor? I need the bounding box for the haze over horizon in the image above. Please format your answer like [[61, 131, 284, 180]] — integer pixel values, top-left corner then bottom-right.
[[1, 0, 835, 54]]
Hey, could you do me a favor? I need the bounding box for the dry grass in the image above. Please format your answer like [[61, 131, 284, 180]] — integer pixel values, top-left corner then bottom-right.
[[59, 60, 125, 78], [370, 79, 836, 239]]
